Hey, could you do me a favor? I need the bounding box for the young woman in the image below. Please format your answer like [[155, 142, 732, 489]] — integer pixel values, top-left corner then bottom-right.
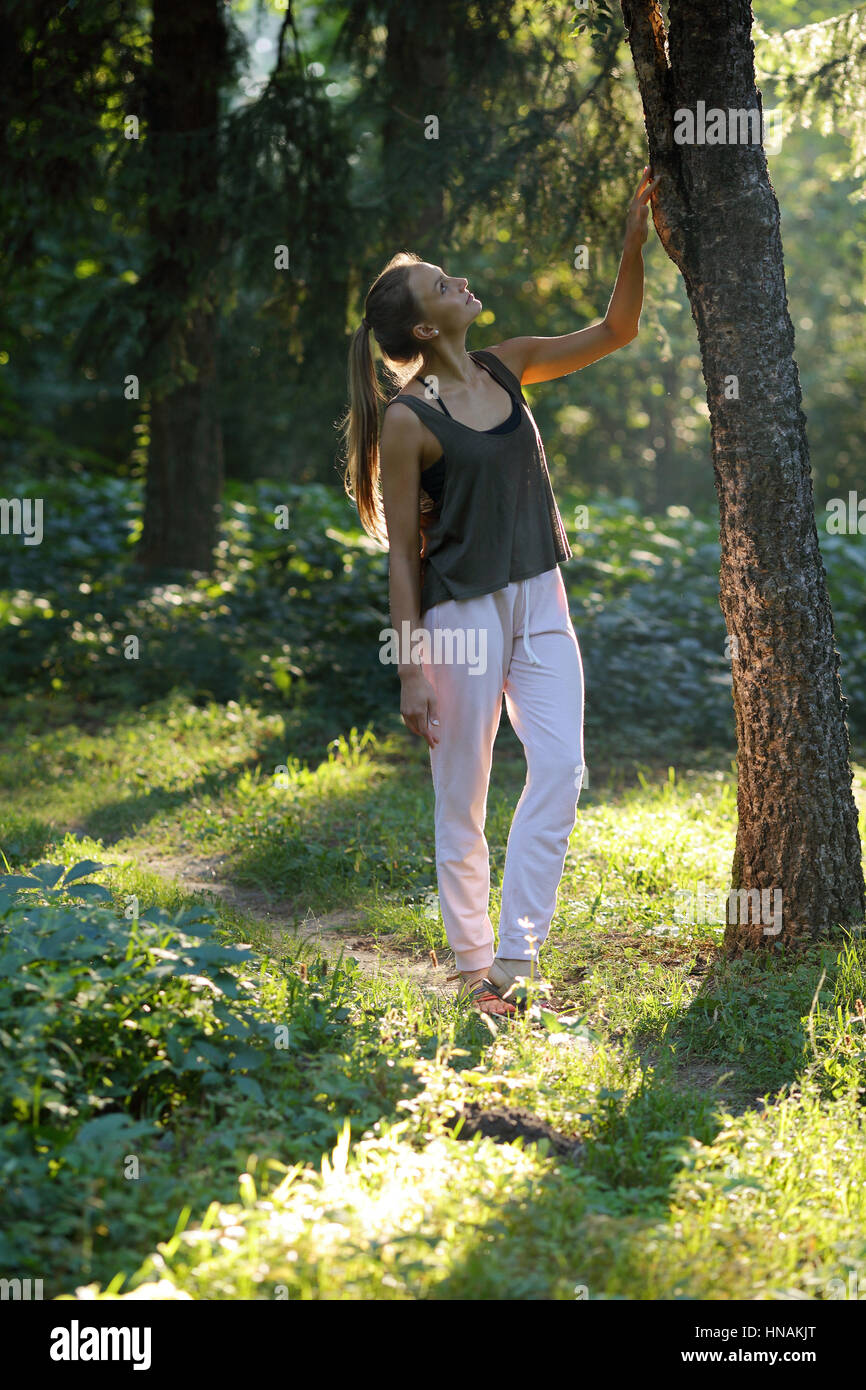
[[343, 168, 658, 1016]]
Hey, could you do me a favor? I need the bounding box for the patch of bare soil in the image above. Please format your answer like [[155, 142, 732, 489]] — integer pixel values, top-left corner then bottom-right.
[[130, 847, 448, 991], [638, 1050, 754, 1114], [444, 1103, 583, 1162]]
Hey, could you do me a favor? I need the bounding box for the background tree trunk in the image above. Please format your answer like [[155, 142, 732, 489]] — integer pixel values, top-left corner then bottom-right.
[[620, 0, 865, 950], [383, 7, 447, 250], [652, 353, 680, 510], [138, 0, 227, 573]]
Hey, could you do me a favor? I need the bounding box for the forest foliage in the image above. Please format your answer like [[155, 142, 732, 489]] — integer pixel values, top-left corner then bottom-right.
[[1, 0, 864, 514]]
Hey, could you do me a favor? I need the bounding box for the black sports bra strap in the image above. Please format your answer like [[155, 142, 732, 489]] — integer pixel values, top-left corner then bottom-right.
[[393, 352, 510, 420], [467, 352, 518, 412], [392, 389, 451, 418]]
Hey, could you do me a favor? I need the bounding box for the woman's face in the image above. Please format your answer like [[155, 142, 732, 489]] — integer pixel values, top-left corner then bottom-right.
[[409, 262, 482, 341]]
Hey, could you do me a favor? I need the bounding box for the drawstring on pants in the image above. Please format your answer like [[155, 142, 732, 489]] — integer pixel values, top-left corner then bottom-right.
[[521, 575, 542, 666]]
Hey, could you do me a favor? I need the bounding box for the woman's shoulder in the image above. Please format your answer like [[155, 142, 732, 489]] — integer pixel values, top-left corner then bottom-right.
[[472, 344, 524, 392], [385, 377, 428, 411]]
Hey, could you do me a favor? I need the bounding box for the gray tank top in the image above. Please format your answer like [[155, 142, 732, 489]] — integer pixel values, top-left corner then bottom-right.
[[389, 348, 572, 614]]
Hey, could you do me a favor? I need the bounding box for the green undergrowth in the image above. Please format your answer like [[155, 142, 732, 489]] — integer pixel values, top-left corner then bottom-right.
[[4, 475, 866, 745], [1, 697, 865, 1299]]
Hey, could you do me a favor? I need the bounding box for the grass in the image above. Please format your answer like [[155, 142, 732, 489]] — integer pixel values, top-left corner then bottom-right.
[[2, 691, 866, 1301]]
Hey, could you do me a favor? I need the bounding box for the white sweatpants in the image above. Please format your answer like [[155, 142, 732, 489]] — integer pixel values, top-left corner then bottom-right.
[[420, 565, 585, 973]]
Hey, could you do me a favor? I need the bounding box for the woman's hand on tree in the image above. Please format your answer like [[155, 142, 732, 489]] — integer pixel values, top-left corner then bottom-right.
[[625, 166, 661, 250]]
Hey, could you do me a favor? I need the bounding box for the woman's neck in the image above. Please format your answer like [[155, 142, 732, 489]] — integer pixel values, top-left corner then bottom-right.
[[419, 339, 477, 388]]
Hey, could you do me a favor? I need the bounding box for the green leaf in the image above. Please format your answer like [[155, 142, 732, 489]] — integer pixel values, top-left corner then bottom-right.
[[0, 875, 44, 891], [62, 860, 106, 885], [27, 864, 68, 889], [64, 883, 113, 904], [233, 1075, 264, 1103]]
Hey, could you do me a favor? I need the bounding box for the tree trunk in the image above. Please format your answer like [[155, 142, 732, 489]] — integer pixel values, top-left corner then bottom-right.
[[620, 0, 864, 950], [138, 0, 226, 573], [383, 7, 447, 250]]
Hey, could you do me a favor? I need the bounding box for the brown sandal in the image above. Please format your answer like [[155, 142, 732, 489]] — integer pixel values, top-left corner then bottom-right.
[[447, 970, 517, 1017]]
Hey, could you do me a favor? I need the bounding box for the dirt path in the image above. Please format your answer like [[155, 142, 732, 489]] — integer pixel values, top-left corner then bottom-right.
[[132, 846, 449, 993], [129, 845, 752, 1121], [130, 845, 592, 1158]]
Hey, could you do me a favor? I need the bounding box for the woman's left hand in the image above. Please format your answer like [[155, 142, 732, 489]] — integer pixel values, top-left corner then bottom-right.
[[625, 166, 661, 250]]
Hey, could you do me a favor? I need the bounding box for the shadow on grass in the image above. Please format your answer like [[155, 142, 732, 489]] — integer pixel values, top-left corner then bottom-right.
[[78, 728, 403, 848], [217, 723, 694, 914], [423, 935, 862, 1299], [0, 811, 55, 866]]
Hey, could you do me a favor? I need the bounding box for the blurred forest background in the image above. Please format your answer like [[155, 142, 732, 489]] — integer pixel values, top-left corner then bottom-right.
[[4, 0, 866, 1306], [1, 0, 865, 752]]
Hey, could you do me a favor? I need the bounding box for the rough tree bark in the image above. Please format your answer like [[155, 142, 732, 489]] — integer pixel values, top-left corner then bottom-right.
[[620, 0, 864, 951], [137, 0, 227, 573]]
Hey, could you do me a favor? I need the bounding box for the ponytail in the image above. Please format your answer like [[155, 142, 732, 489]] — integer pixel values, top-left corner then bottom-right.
[[340, 251, 425, 546]]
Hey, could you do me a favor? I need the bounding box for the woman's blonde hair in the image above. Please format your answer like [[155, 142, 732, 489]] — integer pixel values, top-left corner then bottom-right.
[[340, 251, 426, 544]]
